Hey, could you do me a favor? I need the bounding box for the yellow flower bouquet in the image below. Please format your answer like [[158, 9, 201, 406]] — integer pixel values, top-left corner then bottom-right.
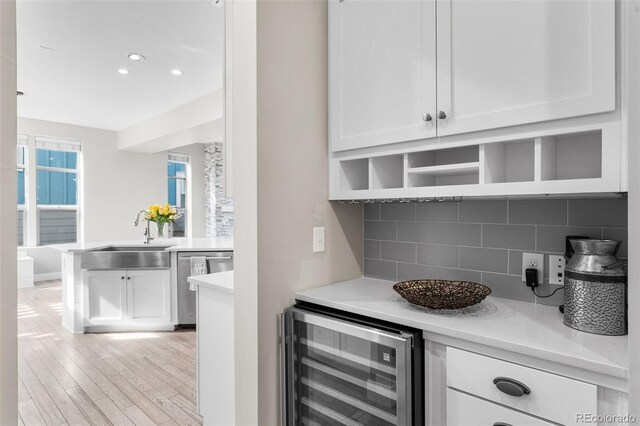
[[145, 203, 181, 238]]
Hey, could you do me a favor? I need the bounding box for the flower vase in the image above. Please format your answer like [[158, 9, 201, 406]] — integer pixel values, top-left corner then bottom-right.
[[156, 222, 167, 240]]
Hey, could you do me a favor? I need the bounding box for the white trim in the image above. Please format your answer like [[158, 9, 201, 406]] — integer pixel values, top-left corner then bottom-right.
[[34, 272, 62, 282], [168, 152, 190, 163], [35, 136, 82, 152], [17, 135, 27, 146]]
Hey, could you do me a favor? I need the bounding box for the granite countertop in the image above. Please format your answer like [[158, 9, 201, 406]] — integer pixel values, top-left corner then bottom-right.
[[188, 271, 234, 293], [296, 277, 628, 380], [51, 237, 233, 253]]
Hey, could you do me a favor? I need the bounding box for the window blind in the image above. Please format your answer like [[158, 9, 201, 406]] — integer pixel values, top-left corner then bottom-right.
[[168, 152, 189, 163]]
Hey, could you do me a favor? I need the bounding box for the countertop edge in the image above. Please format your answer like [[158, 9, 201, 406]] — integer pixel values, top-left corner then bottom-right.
[[188, 271, 234, 294]]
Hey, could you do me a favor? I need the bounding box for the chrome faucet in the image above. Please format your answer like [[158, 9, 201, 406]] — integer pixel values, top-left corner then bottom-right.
[[134, 210, 154, 245]]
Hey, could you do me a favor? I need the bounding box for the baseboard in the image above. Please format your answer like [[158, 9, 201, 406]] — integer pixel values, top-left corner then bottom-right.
[[34, 272, 62, 282]]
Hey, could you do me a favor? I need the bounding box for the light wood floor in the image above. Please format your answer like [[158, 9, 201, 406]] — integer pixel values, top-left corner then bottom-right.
[[18, 281, 202, 426]]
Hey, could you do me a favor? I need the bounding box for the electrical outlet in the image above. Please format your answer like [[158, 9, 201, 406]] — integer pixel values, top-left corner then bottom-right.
[[521, 253, 544, 284], [313, 227, 325, 253], [548, 255, 566, 285]]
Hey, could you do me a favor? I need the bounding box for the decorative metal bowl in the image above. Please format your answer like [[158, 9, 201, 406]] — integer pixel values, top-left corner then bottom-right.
[[393, 279, 492, 310]]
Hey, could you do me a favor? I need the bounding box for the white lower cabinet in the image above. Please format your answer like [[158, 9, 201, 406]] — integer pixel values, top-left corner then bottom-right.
[[84, 269, 170, 331], [447, 389, 555, 426], [85, 270, 127, 324], [127, 270, 170, 323]]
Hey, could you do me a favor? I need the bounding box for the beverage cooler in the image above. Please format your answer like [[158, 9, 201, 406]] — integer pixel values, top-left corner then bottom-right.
[[281, 303, 424, 425]]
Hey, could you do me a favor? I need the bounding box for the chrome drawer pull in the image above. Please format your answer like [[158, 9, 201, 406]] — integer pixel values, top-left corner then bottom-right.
[[493, 423, 513, 426], [492, 377, 531, 397]]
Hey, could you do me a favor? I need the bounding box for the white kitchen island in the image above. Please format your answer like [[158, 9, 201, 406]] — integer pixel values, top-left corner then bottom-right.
[[188, 271, 235, 426], [53, 238, 233, 333]]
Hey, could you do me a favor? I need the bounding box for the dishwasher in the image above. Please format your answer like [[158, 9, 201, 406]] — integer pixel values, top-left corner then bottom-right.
[[177, 251, 233, 326]]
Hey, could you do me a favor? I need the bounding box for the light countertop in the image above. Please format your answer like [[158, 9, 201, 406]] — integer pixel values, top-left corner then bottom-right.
[[188, 271, 234, 293], [52, 237, 233, 253], [296, 277, 628, 380]]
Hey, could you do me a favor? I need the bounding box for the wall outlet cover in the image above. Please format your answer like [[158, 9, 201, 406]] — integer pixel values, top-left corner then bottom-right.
[[313, 227, 325, 253], [548, 255, 566, 285], [521, 253, 544, 284]]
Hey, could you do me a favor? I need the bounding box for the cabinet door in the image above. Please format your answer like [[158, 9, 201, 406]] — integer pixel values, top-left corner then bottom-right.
[[127, 270, 170, 323], [329, 0, 437, 152], [85, 270, 127, 324], [446, 389, 555, 426], [436, 0, 615, 136]]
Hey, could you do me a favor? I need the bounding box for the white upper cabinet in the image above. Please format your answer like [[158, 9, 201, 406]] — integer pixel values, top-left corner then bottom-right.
[[329, 0, 437, 152], [436, 0, 615, 136]]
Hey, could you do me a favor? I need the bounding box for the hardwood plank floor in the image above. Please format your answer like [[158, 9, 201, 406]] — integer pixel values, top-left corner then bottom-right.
[[18, 281, 202, 426]]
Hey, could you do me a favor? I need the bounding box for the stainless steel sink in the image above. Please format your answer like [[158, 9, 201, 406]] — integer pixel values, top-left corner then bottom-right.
[[81, 246, 171, 270]]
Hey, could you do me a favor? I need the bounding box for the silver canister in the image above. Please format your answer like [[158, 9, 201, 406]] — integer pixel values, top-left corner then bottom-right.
[[564, 239, 627, 336]]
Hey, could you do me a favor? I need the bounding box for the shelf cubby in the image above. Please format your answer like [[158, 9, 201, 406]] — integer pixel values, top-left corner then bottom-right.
[[538, 130, 602, 181], [480, 139, 535, 184], [339, 158, 369, 191], [370, 155, 404, 189]]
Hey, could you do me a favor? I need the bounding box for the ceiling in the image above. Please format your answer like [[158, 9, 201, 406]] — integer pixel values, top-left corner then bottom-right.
[[17, 0, 223, 131]]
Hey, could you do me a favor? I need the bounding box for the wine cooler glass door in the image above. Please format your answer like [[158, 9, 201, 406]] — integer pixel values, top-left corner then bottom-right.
[[283, 309, 413, 426]]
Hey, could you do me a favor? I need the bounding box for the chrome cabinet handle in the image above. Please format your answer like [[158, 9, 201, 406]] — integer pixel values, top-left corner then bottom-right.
[[493, 423, 513, 426], [438, 111, 447, 120], [422, 113, 432, 122], [127, 276, 131, 280], [204, 256, 233, 261], [493, 377, 531, 397], [121, 276, 125, 280]]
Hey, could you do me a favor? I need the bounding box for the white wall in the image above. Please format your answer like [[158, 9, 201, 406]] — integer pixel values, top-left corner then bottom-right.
[[231, 0, 363, 424], [17, 118, 207, 275]]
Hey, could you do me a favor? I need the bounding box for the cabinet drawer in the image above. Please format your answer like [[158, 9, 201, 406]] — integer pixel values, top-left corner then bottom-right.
[[447, 389, 555, 426], [446, 347, 597, 425]]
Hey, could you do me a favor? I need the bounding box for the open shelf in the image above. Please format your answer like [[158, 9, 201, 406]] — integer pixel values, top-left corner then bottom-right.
[[481, 139, 535, 184], [407, 146, 479, 188], [539, 130, 602, 181], [339, 159, 368, 191], [371, 155, 403, 189]]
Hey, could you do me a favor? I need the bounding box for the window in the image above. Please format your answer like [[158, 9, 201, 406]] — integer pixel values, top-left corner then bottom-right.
[[168, 153, 188, 237], [36, 138, 80, 245], [17, 140, 26, 246]]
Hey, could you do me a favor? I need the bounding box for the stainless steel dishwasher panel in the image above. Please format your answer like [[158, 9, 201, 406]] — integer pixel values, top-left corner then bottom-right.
[[177, 251, 233, 325]]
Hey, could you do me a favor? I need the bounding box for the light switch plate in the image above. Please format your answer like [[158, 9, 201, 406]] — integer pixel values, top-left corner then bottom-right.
[[313, 227, 325, 253], [521, 253, 544, 284], [548, 255, 566, 285]]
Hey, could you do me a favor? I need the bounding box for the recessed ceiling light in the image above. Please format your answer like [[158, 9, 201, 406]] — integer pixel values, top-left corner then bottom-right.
[[118, 68, 129, 75], [128, 53, 145, 61], [171, 69, 183, 76], [17, 91, 24, 96]]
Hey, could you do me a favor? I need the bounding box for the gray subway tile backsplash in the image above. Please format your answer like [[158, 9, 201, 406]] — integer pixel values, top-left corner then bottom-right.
[[416, 202, 458, 222], [364, 240, 381, 259], [398, 262, 436, 281], [364, 203, 380, 220], [364, 220, 397, 240], [508, 199, 568, 225], [362, 198, 628, 306], [381, 203, 416, 221], [397, 221, 435, 243], [433, 267, 482, 283], [381, 241, 417, 263], [481, 273, 536, 303], [482, 224, 535, 250], [435, 222, 481, 246], [536, 225, 602, 253], [459, 247, 508, 273], [458, 200, 507, 223], [568, 198, 628, 227], [364, 259, 397, 281]]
